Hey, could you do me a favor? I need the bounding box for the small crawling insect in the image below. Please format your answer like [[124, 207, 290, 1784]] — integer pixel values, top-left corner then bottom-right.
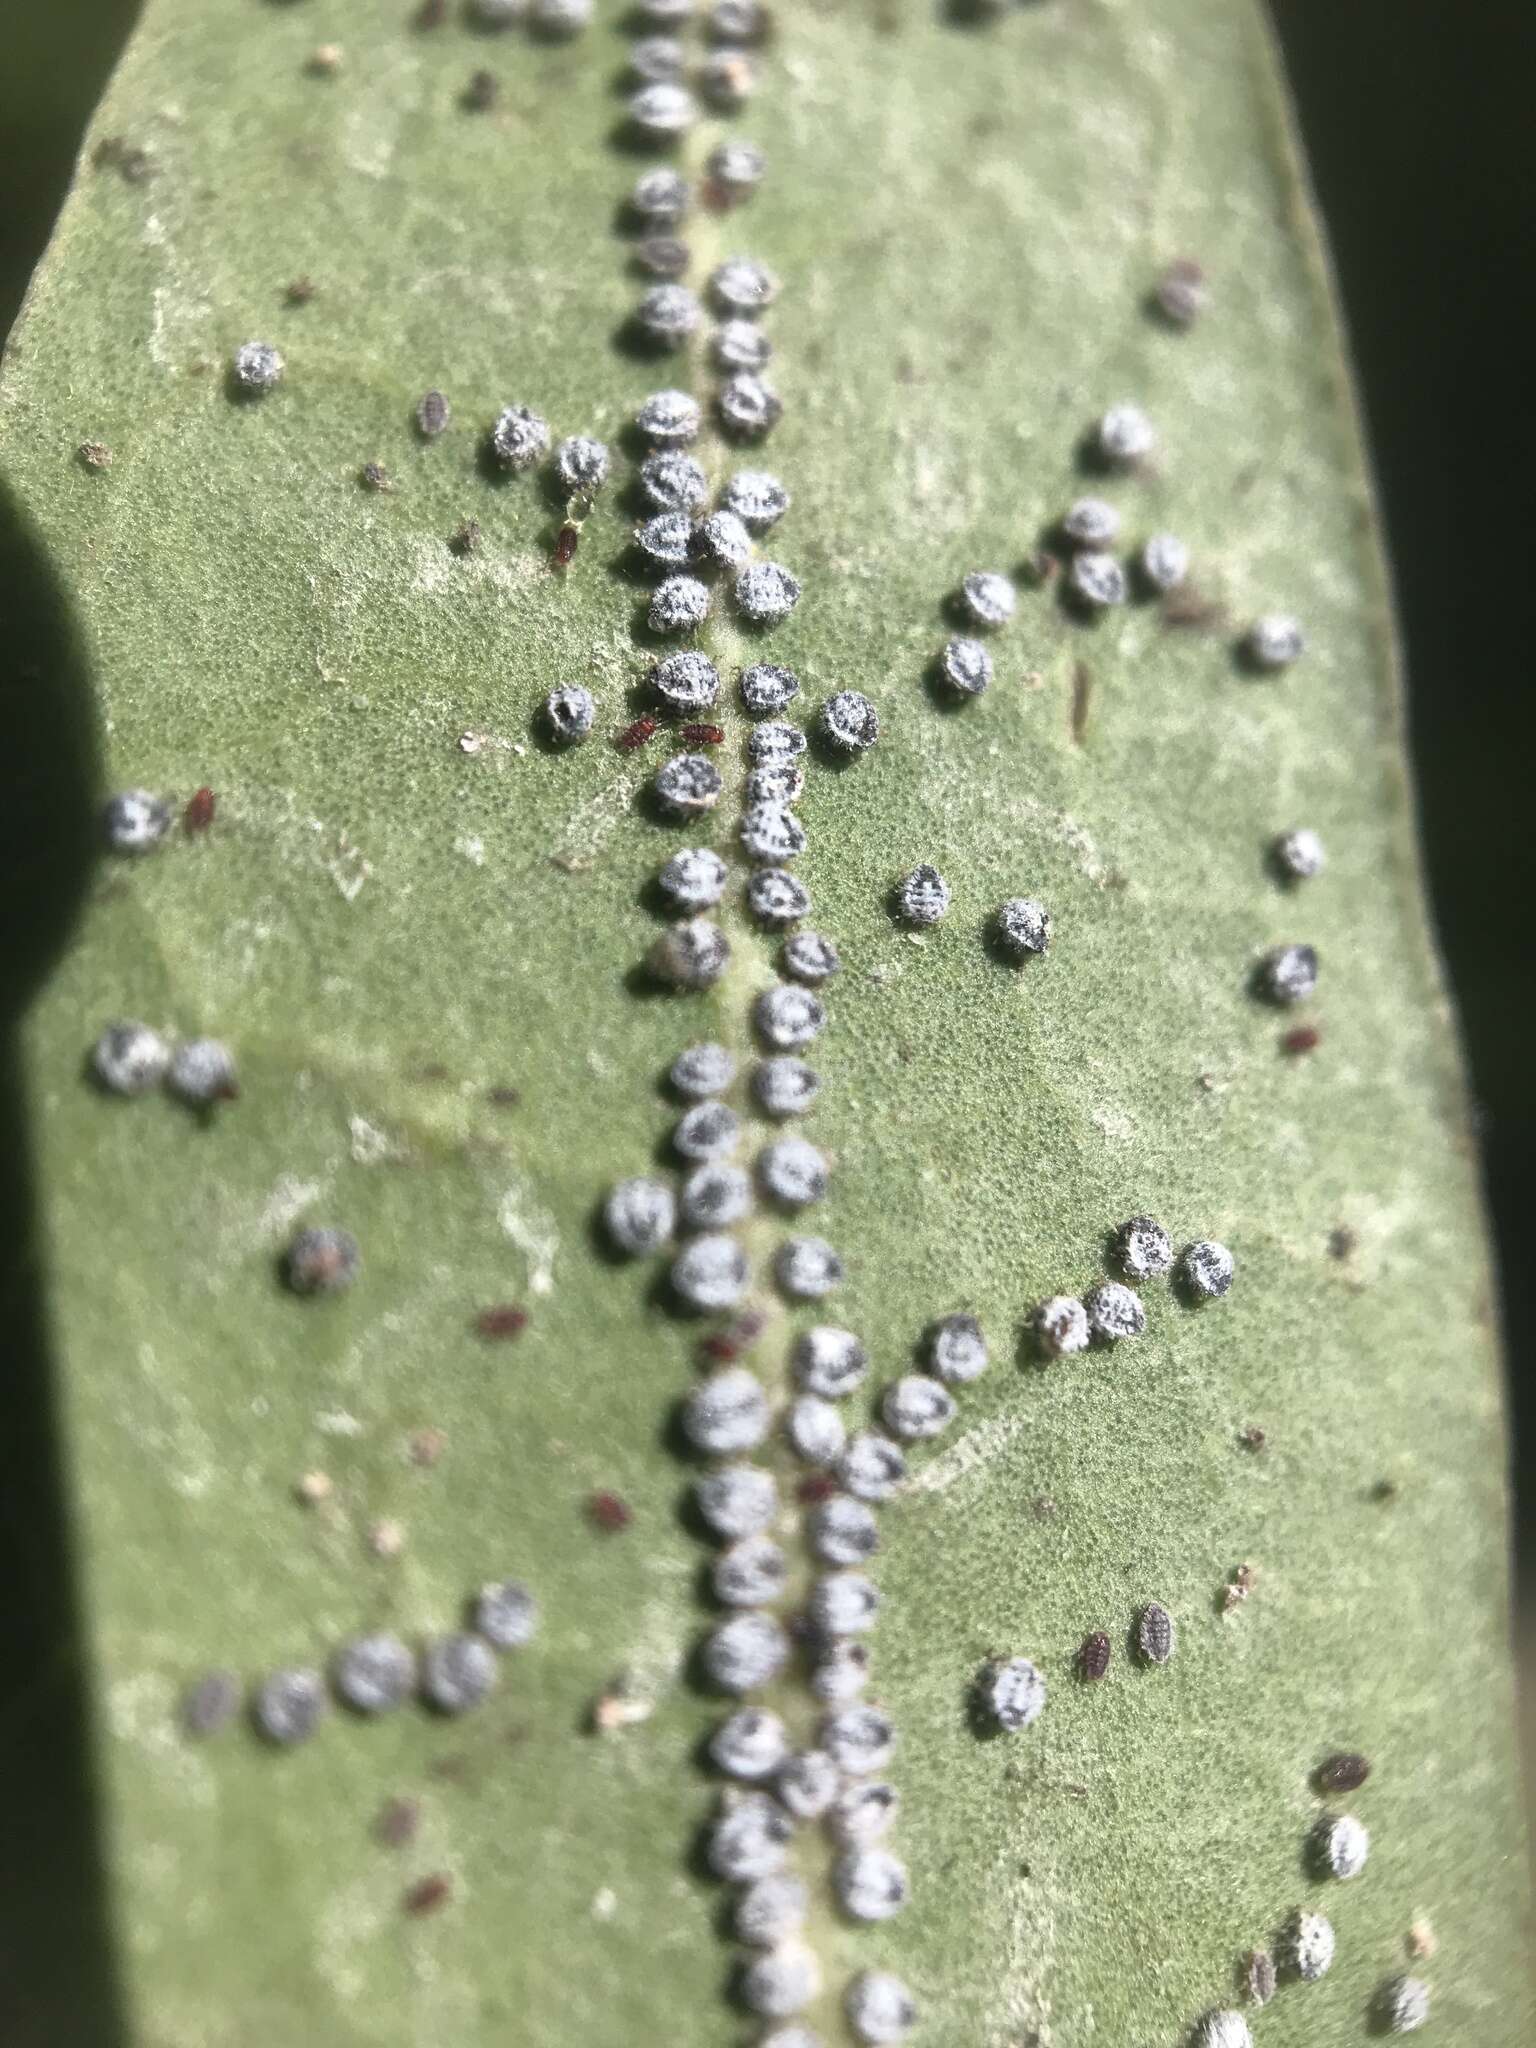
[[615, 715, 659, 752], [681, 722, 725, 746], [183, 786, 216, 834], [475, 1305, 528, 1340], [552, 523, 579, 568]]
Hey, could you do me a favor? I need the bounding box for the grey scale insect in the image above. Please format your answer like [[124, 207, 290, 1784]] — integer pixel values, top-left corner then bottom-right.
[[103, 788, 173, 854], [1084, 1280, 1145, 1341], [651, 650, 721, 711], [926, 1312, 989, 1383], [670, 1041, 736, 1099], [785, 1394, 847, 1466], [1179, 1238, 1235, 1299], [836, 1430, 905, 1501], [1097, 401, 1155, 464], [660, 846, 730, 914], [1141, 531, 1190, 590], [1258, 942, 1318, 1004], [821, 690, 879, 752], [821, 1703, 895, 1775], [695, 1462, 778, 1541], [630, 166, 690, 226], [1246, 613, 1306, 669], [92, 1020, 170, 1096], [1192, 2013, 1252, 2048], [1273, 826, 1325, 879], [758, 1135, 829, 1208], [1070, 549, 1128, 607], [700, 49, 757, 111], [489, 404, 550, 472], [672, 1234, 752, 1313], [1287, 1909, 1336, 1981], [635, 388, 701, 446], [695, 509, 753, 569], [1062, 496, 1121, 547], [752, 1056, 820, 1118], [703, 1613, 791, 1695], [654, 751, 723, 815], [776, 1749, 841, 1820], [959, 570, 1015, 628], [722, 469, 790, 529], [794, 1325, 869, 1398], [707, 1790, 793, 1880], [938, 635, 992, 696], [714, 1535, 789, 1607], [741, 662, 801, 714], [332, 1634, 415, 1716], [604, 1176, 676, 1254], [711, 319, 773, 373], [627, 81, 698, 141], [782, 931, 841, 983], [635, 283, 703, 350], [681, 1163, 752, 1229], [231, 340, 283, 391], [810, 1640, 871, 1704], [736, 1872, 809, 1944], [650, 917, 731, 988], [734, 561, 801, 625], [844, 1968, 917, 2043], [639, 450, 709, 512], [739, 1945, 821, 2020], [285, 1226, 361, 1296], [473, 1579, 539, 1650], [706, 137, 766, 194], [895, 864, 949, 926], [1378, 1976, 1431, 2033], [554, 435, 609, 496], [881, 1374, 956, 1441], [649, 575, 713, 634], [747, 868, 811, 927], [421, 1633, 497, 1714], [718, 372, 782, 440], [637, 510, 696, 570], [544, 684, 596, 745], [251, 1667, 325, 1745], [1137, 1599, 1176, 1665], [167, 1038, 237, 1105], [628, 34, 685, 84], [775, 1236, 844, 1300], [808, 1493, 880, 1566], [1034, 1294, 1089, 1357], [747, 760, 806, 805], [1113, 1214, 1173, 1280], [984, 1656, 1047, 1731], [995, 896, 1051, 958], [750, 719, 807, 762], [682, 1366, 770, 1453]]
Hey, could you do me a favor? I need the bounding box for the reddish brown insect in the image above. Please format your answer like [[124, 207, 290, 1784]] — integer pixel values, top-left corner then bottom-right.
[[587, 1490, 632, 1532], [700, 179, 735, 214], [552, 523, 579, 568], [475, 1305, 527, 1341], [698, 1309, 765, 1364], [614, 715, 658, 752], [402, 1874, 452, 1917], [375, 1796, 421, 1848], [681, 722, 725, 746], [183, 786, 216, 835], [797, 1473, 838, 1506], [1239, 1423, 1267, 1452], [1077, 1630, 1111, 1681], [1315, 1751, 1371, 1793], [1281, 1023, 1322, 1055]]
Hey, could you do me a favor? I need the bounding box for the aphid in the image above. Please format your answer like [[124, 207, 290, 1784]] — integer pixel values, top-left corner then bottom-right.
[[490, 404, 550, 472], [959, 570, 1016, 629], [627, 81, 698, 141], [1317, 1811, 1370, 1879], [785, 1394, 847, 1467], [834, 1848, 909, 1924], [700, 48, 757, 109], [180, 1668, 240, 1740], [747, 760, 805, 805], [528, 0, 592, 37], [1273, 826, 1325, 879], [712, 1707, 791, 1788], [1137, 1600, 1175, 1665], [1084, 1280, 1145, 1342], [706, 137, 766, 195], [183, 785, 216, 834], [775, 1748, 840, 1821], [734, 561, 801, 626], [1378, 1975, 1431, 2033], [1178, 1238, 1235, 1299], [670, 1040, 736, 1099], [604, 1176, 676, 1254], [782, 931, 841, 984], [895, 863, 949, 927], [749, 719, 807, 763], [740, 801, 807, 864], [586, 1489, 632, 1532], [635, 388, 701, 447], [937, 635, 993, 697], [740, 1943, 821, 2020], [696, 1462, 778, 1541], [1033, 1294, 1089, 1358], [92, 1020, 170, 1096], [1097, 402, 1155, 465], [821, 691, 883, 759], [648, 574, 712, 634], [1153, 256, 1207, 325], [461, 68, 499, 113], [673, 1236, 753, 1315], [708, 1789, 794, 1880], [844, 1969, 917, 2044], [794, 1325, 868, 1399], [704, 1612, 791, 1695], [722, 469, 790, 530], [231, 340, 283, 392], [712, 319, 773, 373], [411, 393, 448, 442], [252, 1667, 326, 1745], [808, 1492, 879, 1566], [554, 435, 609, 498], [638, 449, 708, 512], [630, 165, 691, 227], [634, 282, 702, 350], [1140, 532, 1190, 591], [748, 869, 811, 927], [715, 1534, 788, 1606], [1077, 1630, 1111, 1681], [754, 982, 824, 1049], [1243, 1948, 1276, 2007], [402, 1874, 452, 1918], [1257, 942, 1318, 1004], [694, 508, 753, 569], [1113, 1214, 1173, 1281], [286, 1226, 361, 1296], [331, 1633, 416, 1715], [1193, 2012, 1252, 2048], [421, 1633, 498, 1714], [685, 1370, 770, 1457], [653, 750, 723, 815], [925, 1312, 988, 1384], [811, 1639, 871, 1705], [881, 1374, 956, 1442], [709, 255, 779, 315], [649, 916, 731, 988], [718, 371, 783, 440], [77, 439, 113, 471], [1315, 1751, 1371, 1794], [758, 1136, 828, 1210], [1287, 1909, 1336, 1981], [543, 683, 596, 745], [359, 461, 392, 492], [651, 649, 720, 712], [821, 1702, 895, 1774], [1062, 496, 1121, 548], [475, 1304, 528, 1339], [659, 845, 730, 914], [448, 517, 481, 556], [736, 1871, 808, 1945], [775, 1236, 844, 1300], [1246, 613, 1306, 669], [636, 510, 695, 569], [473, 1579, 539, 1648], [1069, 550, 1128, 608], [836, 1430, 905, 1502]]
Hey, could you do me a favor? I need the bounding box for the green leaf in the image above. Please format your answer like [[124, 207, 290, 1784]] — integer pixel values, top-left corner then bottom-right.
[[1, 1, 1528, 2043]]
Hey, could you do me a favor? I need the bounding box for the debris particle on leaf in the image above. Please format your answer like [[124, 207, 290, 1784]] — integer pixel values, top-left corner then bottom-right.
[[448, 518, 481, 556], [462, 69, 499, 113], [77, 439, 112, 471]]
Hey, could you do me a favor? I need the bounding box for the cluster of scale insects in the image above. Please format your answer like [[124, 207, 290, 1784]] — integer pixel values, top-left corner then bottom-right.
[[69, 0, 1428, 2040]]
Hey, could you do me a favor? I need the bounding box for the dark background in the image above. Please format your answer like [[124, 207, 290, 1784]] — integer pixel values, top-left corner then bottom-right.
[[0, 0, 1529, 1655]]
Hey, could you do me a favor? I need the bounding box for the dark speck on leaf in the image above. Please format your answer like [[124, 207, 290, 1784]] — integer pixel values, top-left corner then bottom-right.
[[183, 786, 216, 835], [1371, 1477, 1398, 1503], [1239, 1424, 1267, 1452], [360, 462, 393, 492], [487, 1085, 520, 1107], [403, 1874, 452, 1917], [1281, 1023, 1321, 1056], [1315, 1751, 1371, 1793], [588, 1490, 632, 1532], [1327, 1225, 1357, 1260], [375, 1796, 422, 1848], [283, 276, 317, 306], [180, 1668, 240, 1739], [462, 69, 499, 112], [798, 1473, 838, 1505], [553, 523, 579, 568], [475, 1304, 528, 1340], [449, 518, 481, 556], [77, 440, 112, 471], [414, 0, 448, 24], [93, 136, 153, 183]]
